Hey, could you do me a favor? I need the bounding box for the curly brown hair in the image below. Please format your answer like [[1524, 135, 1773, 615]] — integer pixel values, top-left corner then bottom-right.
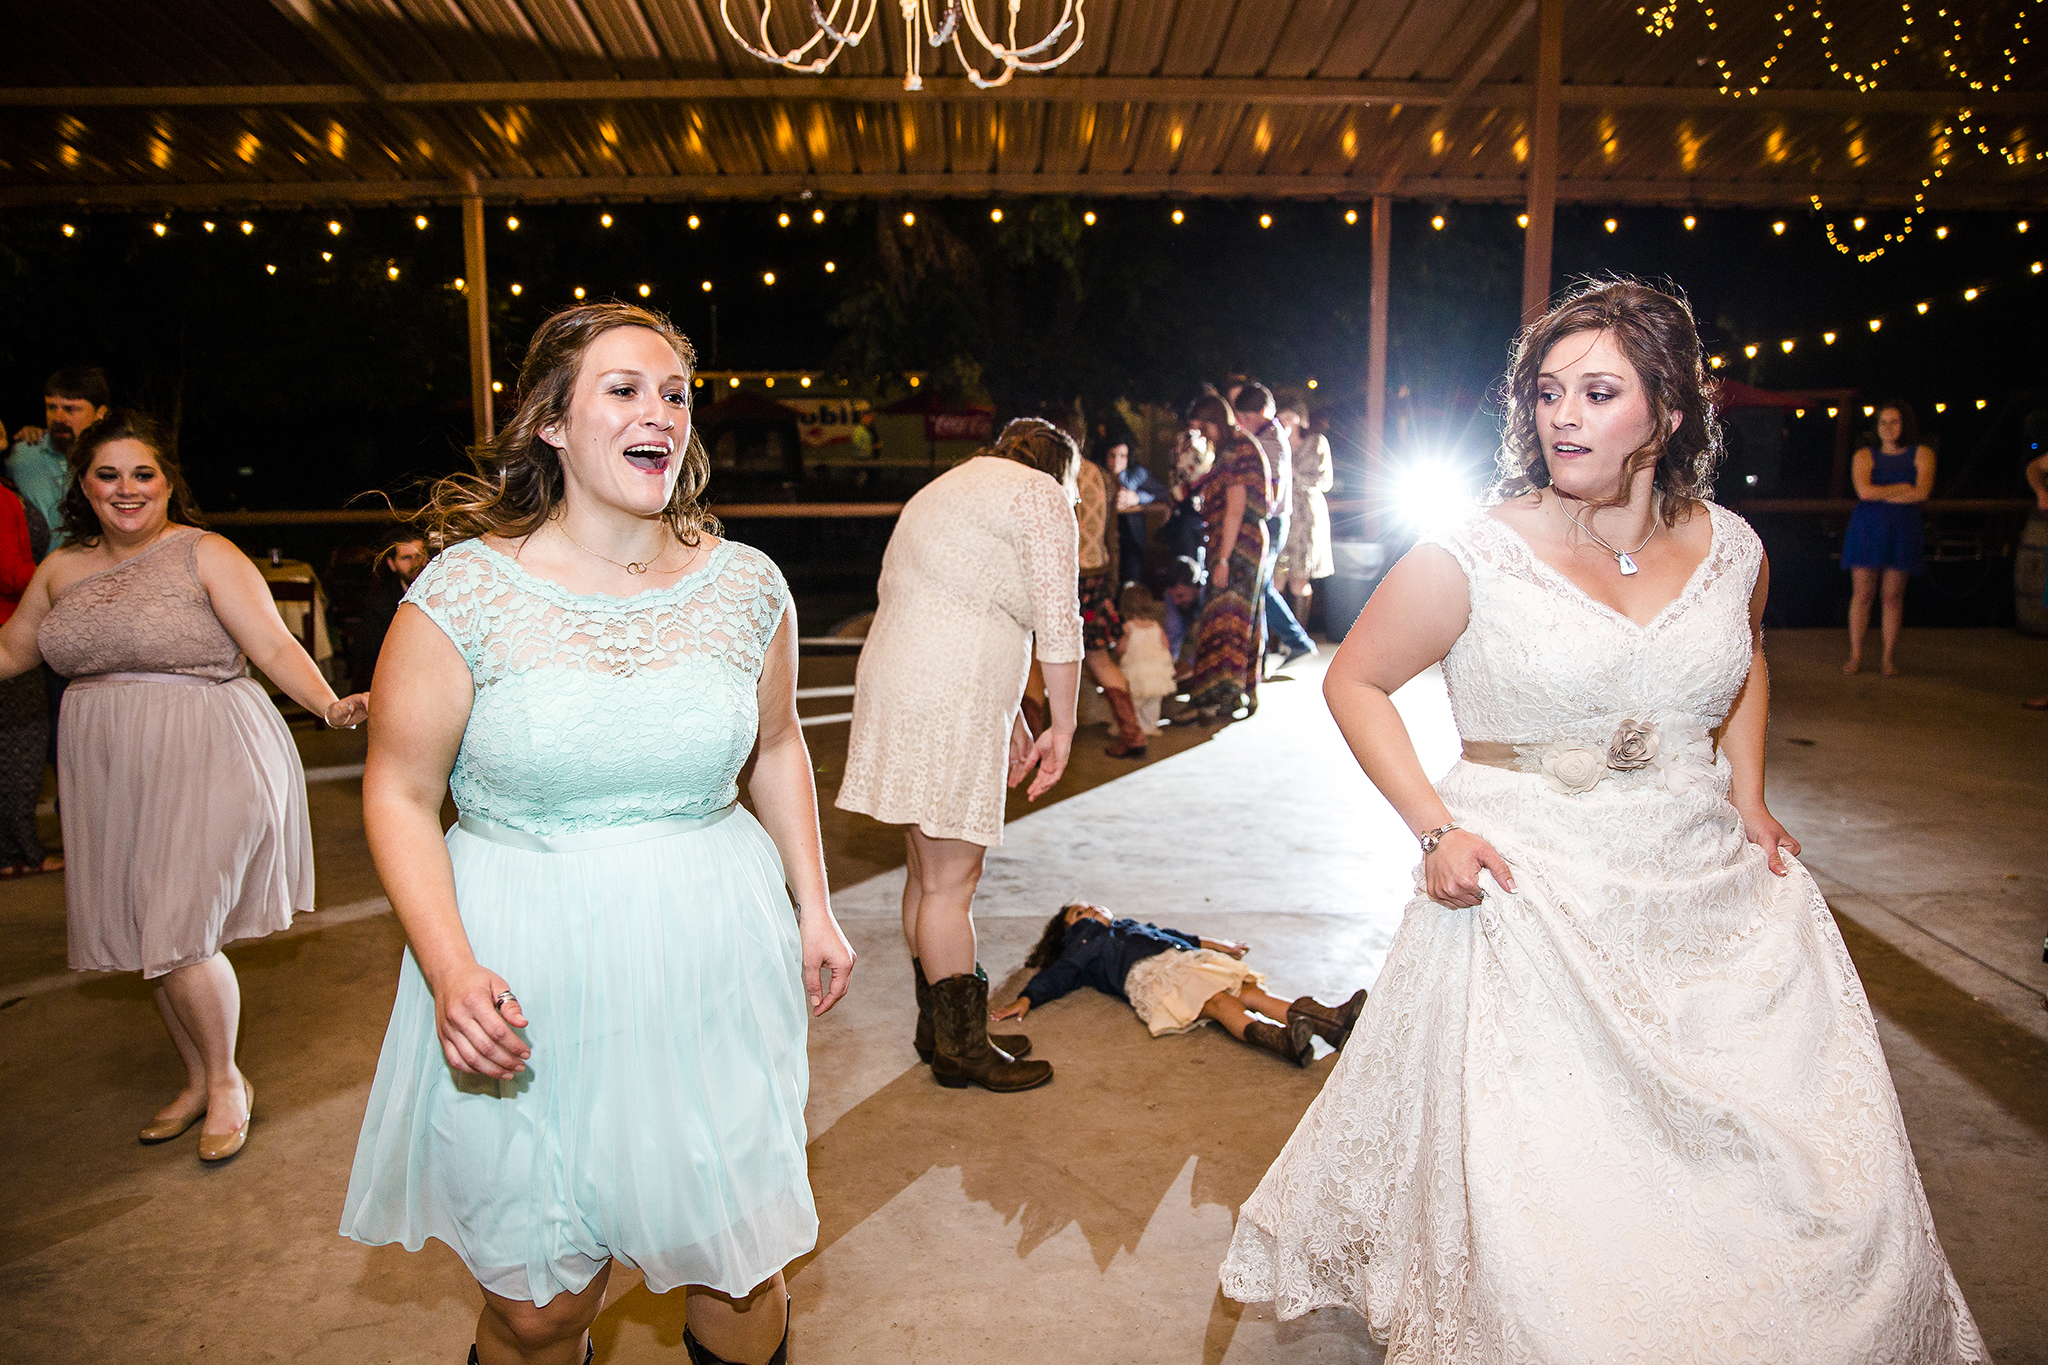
[[1493, 277, 1723, 525], [1025, 906, 1087, 972], [417, 302, 716, 550], [983, 417, 1080, 498], [61, 409, 205, 547]]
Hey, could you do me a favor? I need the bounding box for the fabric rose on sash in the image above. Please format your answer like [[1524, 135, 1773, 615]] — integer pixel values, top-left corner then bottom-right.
[[1538, 745, 1606, 795], [1605, 719, 1659, 771]]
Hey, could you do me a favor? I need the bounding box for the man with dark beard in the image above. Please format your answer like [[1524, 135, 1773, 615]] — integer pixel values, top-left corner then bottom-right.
[[9, 367, 109, 548]]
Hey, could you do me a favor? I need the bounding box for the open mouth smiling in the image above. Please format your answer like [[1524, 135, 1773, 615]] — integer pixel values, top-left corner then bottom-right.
[[623, 442, 672, 472]]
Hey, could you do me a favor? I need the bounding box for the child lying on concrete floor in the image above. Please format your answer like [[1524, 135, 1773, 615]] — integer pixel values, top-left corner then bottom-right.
[[992, 902, 1366, 1067]]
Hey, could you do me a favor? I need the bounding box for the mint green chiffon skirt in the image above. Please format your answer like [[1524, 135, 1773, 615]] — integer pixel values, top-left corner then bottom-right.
[[339, 806, 815, 1306]]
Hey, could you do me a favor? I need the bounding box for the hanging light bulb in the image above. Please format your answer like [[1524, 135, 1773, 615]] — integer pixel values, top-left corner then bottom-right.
[[688, 215, 701, 230], [1823, 331, 1837, 344], [573, 286, 586, 298], [1604, 218, 1618, 233], [778, 212, 791, 227], [151, 222, 167, 237], [601, 213, 614, 228], [1258, 213, 1273, 229], [1780, 339, 1794, 353], [718, 0, 1086, 92], [1431, 214, 1446, 230], [1173, 208, 1186, 225], [1771, 221, 1786, 235], [1518, 213, 1529, 228], [510, 283, 523, 295], [1345, 209, 1357, 225], [506, 216, 519, 230], [1083, 210, 1097, 226], [639, 284, 651, 297], [990, 207, 1003, 222], [902, 211, 916, 226], [1683, 215, 1696, 230], [240, 221, 254, 234], [415, 215, 428, 230], [702, 280, 713, 292], [328, 220, 342, 235], [1744, 344, 1759, 358], [824, 260, 837, 272], [812, 208, 826, 224]]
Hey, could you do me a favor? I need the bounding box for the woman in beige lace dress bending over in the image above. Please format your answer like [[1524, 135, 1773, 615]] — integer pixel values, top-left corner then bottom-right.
[[0, 410, 367, 1163], [837, 418, 1082, 1095]]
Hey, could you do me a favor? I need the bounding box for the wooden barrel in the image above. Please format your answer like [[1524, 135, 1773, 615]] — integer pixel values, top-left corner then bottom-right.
[[2017, 510, 2048, 636]]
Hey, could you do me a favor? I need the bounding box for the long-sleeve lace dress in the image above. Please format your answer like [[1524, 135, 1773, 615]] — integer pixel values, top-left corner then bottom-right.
[[340, 538, 816, 1308], [1220, 503, 1985, 1364]]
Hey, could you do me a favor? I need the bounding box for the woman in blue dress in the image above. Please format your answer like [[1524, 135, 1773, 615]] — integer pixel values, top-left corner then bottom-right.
[[1841, 400, 1934, 676], [341, 303, 855, 1365]]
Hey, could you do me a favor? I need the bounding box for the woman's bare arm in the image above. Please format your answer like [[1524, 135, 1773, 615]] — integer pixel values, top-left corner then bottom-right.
[[1212, 482, 1246, 589], [198, 536, 367, 726], [1323, 542, 1514, 908], [749, 607, 854, 1016], [361, 605, 531, 1078], [0, 553, 63, 681], [1719, 554, 1799, 875]]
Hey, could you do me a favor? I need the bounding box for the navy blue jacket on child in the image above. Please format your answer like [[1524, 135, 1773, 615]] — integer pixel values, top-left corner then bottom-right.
[[1020, 918, 1201, 1008]]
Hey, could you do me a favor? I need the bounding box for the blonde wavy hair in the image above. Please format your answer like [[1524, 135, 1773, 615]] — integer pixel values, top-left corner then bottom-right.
[[1494, 277, 1723, 526], [418, 302, 716, 549]]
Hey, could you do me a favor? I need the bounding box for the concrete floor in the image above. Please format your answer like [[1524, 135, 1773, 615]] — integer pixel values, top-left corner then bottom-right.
[[1, 628, 2043, 1363]]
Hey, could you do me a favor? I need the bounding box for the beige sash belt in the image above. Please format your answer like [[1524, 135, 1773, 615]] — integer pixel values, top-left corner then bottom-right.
[[1460, 740, 1527, 771], [69, 671, 231, 690]]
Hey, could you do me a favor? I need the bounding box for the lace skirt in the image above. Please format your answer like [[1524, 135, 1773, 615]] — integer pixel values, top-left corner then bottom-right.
[[340, 805, 815, 1307], [1220, 762, 1986, 1363], [1123, 948, 1264, 1035]]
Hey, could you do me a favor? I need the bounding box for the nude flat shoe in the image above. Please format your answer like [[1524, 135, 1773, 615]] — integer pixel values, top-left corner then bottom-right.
[[138, 1104, 206, 1144], [197, 1079, 253, 1163]]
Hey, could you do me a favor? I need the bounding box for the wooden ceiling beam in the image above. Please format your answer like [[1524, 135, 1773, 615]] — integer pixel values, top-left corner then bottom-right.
[[0, 173, 2026, 210], [0, 78, 2039, 114]]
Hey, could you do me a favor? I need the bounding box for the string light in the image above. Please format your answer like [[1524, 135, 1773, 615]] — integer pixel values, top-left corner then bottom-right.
[[601, 213, 613, 228], [1823, 331, 1836, 344], [909, 375, 921, 387], [1604, 218, 1618, 233], [573, 286, 586, 298], [266, 264, 277, 275], [1344, 209, 1357, 225], [327, 220, 342, 235], [638, 284, 651, 297], [1780, 339, 1794, 353], [778, 212, 791, 227], [506, 216, 519, 230], [902, 211, 916, 226], [1827, 407, 1839, 418], [765, 377, 775, 387], [1173, 208, 1186, 224], [688, 215, 701, 229], [387, 264, 399, 279], [414, 215, 428, 230], [1744, 344, 1759, 358], [1937, 225, 1950, 239], [1709, 355, 1725, 368], [812, 208, 826, 223], [990, 208, 1003, 222], [763, 272, 776, 285], [1977, 398, 1988, 409], [730, 377, 740, 387], [1869, 318, 1882, 331], [1935, 402, 1948, 412], [702, 280, 713, 291], [202, 221, 215, 233], [2022, 220, 2033, 233], [1683, 215, 1696, 230], [322, 251, 332, 262], [493, 380, 504, 393], [1963, 287, 1979, 300], [240, 221, 254, 235], [2034, 262, 2044, 273], [1863, 405, 1876, 416], [824, 261, 836, 272], [454, 277, 466, 290], [1916, 300, 1930, 313], [151, 222, 167, 236], [1772, 221, 1786, 235], [801, 376, 813, 387], [1431, 214, 1446, 230], [1083, 210, 1097, 226], [1307, 378, 1318, 389], [1259, 213, 1273, 229], [1518, 213, 1529, 228], [1852, 216, 1866, 231], [510, 283, 522, 295]]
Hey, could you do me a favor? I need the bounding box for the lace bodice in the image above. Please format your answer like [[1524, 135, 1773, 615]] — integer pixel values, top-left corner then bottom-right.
[[39, 527, 245, 680], [1429, 501, 1759, 747], [407, 539, 787, 835]]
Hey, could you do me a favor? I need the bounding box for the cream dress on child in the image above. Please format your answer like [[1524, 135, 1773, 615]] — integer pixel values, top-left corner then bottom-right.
[[1220, 504, 1984, 1364]]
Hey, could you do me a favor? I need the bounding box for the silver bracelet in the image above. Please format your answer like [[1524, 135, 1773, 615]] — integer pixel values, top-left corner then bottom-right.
[[1419, 822, 1460, 855]]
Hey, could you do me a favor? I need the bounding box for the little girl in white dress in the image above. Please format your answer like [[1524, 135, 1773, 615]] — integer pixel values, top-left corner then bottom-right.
[[1116, 584, 1178, 734]]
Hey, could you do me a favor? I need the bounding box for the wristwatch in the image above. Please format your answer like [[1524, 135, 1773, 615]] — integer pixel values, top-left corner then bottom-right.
[[1419, 822, 1460, 855]]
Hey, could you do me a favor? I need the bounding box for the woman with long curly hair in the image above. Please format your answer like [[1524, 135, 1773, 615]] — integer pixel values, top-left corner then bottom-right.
[[340, 303, 855, 1365], [1181, 392, 1272, 721], [0, 409, 366, 1163], [1222, 279, 1984, 1360]]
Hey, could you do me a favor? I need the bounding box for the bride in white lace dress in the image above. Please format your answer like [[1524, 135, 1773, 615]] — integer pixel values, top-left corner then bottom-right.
[[1220, 280, 1984, 1363]]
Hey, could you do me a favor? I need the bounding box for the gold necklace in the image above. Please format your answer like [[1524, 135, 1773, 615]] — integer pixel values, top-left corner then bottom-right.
[[555, 522, 678, 576]]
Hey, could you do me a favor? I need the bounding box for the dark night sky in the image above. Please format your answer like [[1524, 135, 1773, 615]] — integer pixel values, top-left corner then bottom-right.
[[0, 195, 2041, 512]]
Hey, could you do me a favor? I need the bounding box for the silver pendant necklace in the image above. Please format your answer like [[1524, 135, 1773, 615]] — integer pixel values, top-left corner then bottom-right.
[[1562, 499, 1656, 576]]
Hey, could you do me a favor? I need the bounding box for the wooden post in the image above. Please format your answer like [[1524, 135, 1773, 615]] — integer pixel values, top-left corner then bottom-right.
[[1364, 194, 1392, 540], [461, 190, 494, 442], [1520, 0, 1563, 324]]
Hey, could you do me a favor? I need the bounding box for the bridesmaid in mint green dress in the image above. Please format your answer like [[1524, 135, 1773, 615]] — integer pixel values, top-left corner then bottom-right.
[[341, 304, 855, 1365]]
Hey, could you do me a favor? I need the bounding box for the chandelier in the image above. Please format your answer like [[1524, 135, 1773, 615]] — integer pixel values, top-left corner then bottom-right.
[[720, 0, 1086, 91]]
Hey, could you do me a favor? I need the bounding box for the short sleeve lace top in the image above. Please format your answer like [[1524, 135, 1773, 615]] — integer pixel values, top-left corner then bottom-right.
[[404, 538, 788, 836]]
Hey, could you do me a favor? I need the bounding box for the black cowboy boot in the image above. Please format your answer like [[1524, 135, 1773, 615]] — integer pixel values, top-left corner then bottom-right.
[[930, 971, 1053, 1092], [683, 1303, 788, 1365], [913, 960, 1028, 1064], [1288, 989, 1367, 1051], [469, 1342, 593, 1364], [1243, 1014, 1316, 1068]]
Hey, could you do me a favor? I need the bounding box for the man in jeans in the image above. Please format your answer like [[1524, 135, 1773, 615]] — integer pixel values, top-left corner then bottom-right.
[[1231, 382, 1317, 670]]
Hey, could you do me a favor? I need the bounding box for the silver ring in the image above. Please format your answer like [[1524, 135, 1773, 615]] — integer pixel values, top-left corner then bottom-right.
[[494, 990, 516, 1009]]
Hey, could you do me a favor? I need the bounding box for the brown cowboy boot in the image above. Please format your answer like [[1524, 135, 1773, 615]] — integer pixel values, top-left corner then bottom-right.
[[1288, 989, 1368, 1051], [914, 960, 1028, 1064], [930, 971, 1053, 1092], [1101, 686, 1149, 759], [1243, 1014, 1316, 1068]]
